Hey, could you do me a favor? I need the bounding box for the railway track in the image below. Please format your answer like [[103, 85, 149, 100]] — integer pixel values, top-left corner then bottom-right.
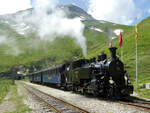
[[23, 84, 89, 113], [118, 97, 150, 111], [119, 101, 150, 111]]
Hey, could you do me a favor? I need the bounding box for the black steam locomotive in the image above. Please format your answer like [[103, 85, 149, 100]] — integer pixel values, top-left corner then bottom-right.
[[29, 47, 133, 98]]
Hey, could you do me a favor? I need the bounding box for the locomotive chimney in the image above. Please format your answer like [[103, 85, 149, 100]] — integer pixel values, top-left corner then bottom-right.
[[109, 47, 117, 61]]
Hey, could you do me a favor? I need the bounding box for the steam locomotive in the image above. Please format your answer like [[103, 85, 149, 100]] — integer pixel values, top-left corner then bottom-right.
[[29, 47, 133, 98]]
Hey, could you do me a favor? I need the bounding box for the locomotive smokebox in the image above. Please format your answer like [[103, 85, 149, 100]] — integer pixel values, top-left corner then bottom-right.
[[109, 47, 117, 61]]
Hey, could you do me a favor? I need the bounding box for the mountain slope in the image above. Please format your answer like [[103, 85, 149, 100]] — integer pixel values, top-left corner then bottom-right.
[[0, 4, 149, 85], [0, 5, 130, 73]]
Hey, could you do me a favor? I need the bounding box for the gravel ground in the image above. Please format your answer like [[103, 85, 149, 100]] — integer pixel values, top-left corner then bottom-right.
[[0, 92, 16, 113], [24, 81, 150, 113]]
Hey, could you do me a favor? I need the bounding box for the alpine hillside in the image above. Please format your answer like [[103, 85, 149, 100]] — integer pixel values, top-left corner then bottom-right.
[[0, 5, 150, 96]]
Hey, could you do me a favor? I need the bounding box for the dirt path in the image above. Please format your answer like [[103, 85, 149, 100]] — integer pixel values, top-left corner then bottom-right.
[[0, 91, 16, 113], [0, 81, 33, 113]]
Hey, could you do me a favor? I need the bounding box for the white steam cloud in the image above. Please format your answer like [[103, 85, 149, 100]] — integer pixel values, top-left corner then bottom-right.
[[88, 0, 138, 25], [0, 35, 21, 56], [22, 0, 87, 56], [0, 0, 87, 56]]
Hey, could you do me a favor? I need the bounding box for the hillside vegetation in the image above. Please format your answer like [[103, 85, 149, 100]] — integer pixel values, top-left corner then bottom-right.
[[118, 17, 150, 84], [0, 19, 131, 71], [0, 78, 11, 103], [0, 17, 150, 84], [85, 18, 150, 98], [85, 17, 150, 86]]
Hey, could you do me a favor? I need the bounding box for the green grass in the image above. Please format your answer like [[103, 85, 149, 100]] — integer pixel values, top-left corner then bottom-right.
[[0, 79, 32, 113], [136, 89, 150, 99], [0, 78, 11, 103], [24, 76, 29, 82]]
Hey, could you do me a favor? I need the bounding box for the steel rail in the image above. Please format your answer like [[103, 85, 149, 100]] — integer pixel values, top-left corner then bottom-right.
[[118, 100, 150, 111], [23, 84, 89, 113], [26, 87, 61, 113]]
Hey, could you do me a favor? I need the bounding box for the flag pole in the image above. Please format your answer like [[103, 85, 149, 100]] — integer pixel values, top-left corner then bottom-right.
[[136, 40, 138, 88]]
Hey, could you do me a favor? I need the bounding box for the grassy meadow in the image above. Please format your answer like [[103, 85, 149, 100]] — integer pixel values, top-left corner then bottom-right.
[[0, 78, 11, 103]]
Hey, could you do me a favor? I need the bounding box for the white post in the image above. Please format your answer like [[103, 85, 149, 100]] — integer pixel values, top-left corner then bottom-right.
[[136, 41, 138, 88]]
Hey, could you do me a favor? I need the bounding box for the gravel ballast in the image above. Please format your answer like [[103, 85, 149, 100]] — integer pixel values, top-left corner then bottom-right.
[[24, 81, 149, 113]]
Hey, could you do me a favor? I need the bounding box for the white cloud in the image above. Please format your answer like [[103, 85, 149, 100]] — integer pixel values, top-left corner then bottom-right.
[[0, 0, 31, 15], [148, 8, 150, 14], [88, 0, 138, 25]]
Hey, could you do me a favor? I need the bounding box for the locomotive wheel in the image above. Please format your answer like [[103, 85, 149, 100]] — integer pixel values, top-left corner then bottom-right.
[[80, 88, 85, 95], [64, 86, 68, 91], [72, 86, 78, 92], [93, 91, 99, 96], [75, 87, 78, 92]]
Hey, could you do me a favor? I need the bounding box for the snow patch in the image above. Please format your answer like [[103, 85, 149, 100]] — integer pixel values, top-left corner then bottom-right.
[[114, 29, 123, 36], [22, 26, 30, 31], [99, 20, 106, 23], [79, 16, 85, 21], [90, 26, 103, 32], [15, 30, 22, 35], [112, 37, 117, 40], [20, 23, 26, 27], [13, 23, 30, 35], [4, 21, 9, 24]]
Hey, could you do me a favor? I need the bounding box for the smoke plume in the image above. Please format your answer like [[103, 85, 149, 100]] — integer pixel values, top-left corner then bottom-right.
[[15, 0, 87, 56]]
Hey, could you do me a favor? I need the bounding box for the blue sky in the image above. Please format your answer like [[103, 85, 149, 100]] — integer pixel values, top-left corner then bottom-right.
[[0, 0, 150, 25], [134, 0, 150, 21], [58, 0, 150, 25]]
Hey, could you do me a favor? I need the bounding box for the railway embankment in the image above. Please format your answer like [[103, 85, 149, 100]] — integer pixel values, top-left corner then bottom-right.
[[23, 81, 149, 113], [1, 80, 149, 113]]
